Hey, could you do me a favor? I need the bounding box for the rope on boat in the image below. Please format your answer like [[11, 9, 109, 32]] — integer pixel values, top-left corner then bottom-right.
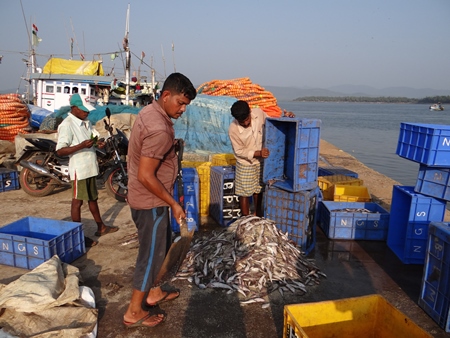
[[196, 78, 283, 117], [0, 93, 31, 142]]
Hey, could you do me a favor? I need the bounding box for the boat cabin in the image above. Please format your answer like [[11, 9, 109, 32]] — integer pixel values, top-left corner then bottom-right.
[[32, 78, 103, 112], [28, 58, 154, 112]]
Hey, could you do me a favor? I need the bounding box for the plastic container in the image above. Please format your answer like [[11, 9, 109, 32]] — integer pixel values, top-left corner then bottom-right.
[[318, 175, 363, 200], [415, 164, 450, 201], [0, 168, 20, 192], [333, 185, 371, 202], [263, 117, 321, 192], [0, 216, 85, 269], [319, 201, 390, 240], [211, 153, 236, 167], [209, 166, 241, 226], [387, 186, 447, 264], [318, 166, 359, 178], [264, 185, 320, 254], [171, 168, 199, 233], [419, 222, 450, 332], [396, 123, 450, 167], [284, 294, 432, 338], [181, 160, 211, 216]]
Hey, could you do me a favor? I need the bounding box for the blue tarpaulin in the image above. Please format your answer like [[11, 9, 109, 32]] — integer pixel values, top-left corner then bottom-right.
[[28, 105, 54, 128], [174, 94, 237, 154], [54, 105, 142, 125], [52, 94, 236, 154]]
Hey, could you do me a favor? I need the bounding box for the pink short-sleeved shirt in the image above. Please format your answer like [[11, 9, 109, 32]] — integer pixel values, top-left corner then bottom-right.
[[127, 101, 177, 210]]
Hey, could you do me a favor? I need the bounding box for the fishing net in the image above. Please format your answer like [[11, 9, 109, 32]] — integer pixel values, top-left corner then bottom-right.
[[197, 77, 283, 117], [0, 94, 31, 142]]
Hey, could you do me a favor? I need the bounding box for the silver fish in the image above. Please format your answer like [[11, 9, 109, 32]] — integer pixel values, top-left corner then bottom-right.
[[175, 215, 326, 301]]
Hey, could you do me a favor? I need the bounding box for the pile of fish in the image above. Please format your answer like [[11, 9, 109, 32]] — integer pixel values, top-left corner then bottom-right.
[[174, 215, 326, 306]]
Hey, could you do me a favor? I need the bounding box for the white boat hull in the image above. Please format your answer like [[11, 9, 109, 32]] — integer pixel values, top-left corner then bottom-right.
[[429, 104, 444, 111]]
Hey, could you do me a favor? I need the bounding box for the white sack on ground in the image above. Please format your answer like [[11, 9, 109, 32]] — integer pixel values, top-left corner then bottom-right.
[[0, 256, 98, 337]]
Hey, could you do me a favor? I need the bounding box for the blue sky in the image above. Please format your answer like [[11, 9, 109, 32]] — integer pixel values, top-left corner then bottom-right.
[[1, 0, 449, 93]]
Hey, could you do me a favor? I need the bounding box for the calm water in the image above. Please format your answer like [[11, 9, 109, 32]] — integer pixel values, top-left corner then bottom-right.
[[278, 101, 449, 186]]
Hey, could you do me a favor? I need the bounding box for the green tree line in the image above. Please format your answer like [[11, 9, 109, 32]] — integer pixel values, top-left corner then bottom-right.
[[294, 95, 450, 104]]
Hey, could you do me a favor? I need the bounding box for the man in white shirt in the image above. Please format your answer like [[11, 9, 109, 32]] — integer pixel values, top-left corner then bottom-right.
[[228, 100, 269, 217], [56, 94, 118, 246]]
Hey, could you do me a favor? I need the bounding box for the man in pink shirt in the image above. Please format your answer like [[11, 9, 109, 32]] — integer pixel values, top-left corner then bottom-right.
[[123, 73, 196, 329]]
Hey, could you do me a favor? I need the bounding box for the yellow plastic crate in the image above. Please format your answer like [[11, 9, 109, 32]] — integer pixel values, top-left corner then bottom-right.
[[318, 175, 364, 200], [211, 153, 237, 166], [284, 294, 432, 338], [181, 161, 211, 216], [333, 184, 371, 202]]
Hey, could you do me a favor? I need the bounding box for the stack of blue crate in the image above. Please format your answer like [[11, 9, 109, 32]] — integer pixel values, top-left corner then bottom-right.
[[170, 167, 200, 233], [395, 123, 450, 330], [263, 117, 321, 255], [388, 123, 450, 264], [209, 165, 241, 227]]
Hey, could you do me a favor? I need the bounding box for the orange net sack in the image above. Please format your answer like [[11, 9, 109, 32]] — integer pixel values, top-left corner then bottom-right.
[[197, 78, 282, 117], [0, 93, 31, 142]]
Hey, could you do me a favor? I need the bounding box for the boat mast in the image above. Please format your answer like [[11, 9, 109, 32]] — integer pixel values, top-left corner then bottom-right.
[[123, 3, 131, 104], [151, 68, 156, 98], [172, 41, 176, 73], [20, 0, 37, 103], [29, 47, 37, 104]]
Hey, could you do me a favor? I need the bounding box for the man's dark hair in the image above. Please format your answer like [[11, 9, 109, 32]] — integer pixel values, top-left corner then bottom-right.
[[161, 72, 197, 100], [231, 100, 251, 122]]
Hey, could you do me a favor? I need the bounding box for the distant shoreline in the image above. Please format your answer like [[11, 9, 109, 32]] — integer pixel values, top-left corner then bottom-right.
[[292, 96, 449, 104]]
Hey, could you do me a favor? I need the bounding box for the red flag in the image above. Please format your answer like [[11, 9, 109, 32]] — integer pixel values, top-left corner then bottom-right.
[[32, 24, 38, 32]]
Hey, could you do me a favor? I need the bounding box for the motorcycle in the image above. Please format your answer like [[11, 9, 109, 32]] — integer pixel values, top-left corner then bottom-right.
[[16, 108, 129, 202]]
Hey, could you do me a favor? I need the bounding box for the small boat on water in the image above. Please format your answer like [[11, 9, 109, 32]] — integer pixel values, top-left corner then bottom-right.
[[429, 103, 444, 111]]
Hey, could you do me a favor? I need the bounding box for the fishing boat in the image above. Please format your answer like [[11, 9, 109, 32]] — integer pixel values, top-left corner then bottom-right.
[[429, 103, 444, 111], [28, 58, 155, 112], [24, 4, 159, 113]]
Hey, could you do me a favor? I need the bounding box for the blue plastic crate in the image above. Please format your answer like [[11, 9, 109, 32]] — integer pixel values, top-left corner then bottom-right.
[[396, 123, 450, 167], [0, 216, 85, 269], [318, 166, 359, 178], [210, 166, 241, 226], [0, 168, 19, 192], [264, 185, 320, 254], [387, 186, 447, 264], [419, 222, 450, 332], [263, 117, 321, 192], [415, 164, 450, 201], [171, 168, 199, 233], [319, 201, 390, 240]]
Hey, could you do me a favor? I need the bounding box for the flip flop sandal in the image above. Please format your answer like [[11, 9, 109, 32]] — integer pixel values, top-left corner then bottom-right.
[[143, 285, 180, 309], [84, 237, 98, 247], [142, 304, 167, 316], [123, 312, 166, 329], [95, 226, 119, 237]]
